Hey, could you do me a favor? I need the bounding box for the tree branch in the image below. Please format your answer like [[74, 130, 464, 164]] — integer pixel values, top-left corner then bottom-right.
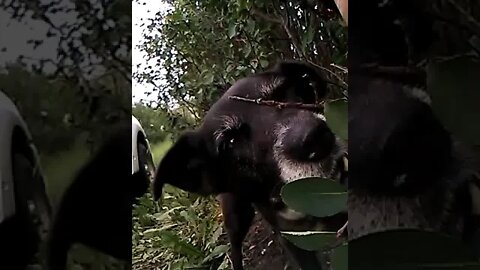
[[307, 60, 348, 89], [446, 0, 480, 38], [228, 95, 323, 111], [282, 21, 306, 59], [250, 7, 306, 59]]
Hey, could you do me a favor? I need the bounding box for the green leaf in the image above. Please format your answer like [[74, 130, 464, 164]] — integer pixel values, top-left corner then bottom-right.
[[201, 245, 229, 263], [143, 224, 177, 237], [158, 230, 205, 258], [427, 56, 480, 145], [282, 231, 336, 251], [244, 45, 252, 57], [281, 177, 347, 218], [153, 206, 184, 221], [349, 229, 478, 270], [325, 99, 348, 140], [303, 25, 315, 49], [260, 59, 269, 68], [228, 24, 237, 38], [204, 73, 214, 85], [332, 244, 348, 270], [226, 64, 235, 73]]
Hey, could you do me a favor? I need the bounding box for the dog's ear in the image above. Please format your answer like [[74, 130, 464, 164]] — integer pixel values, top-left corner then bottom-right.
[[273, 60, 328, 99], [152, 131, 214, 200]]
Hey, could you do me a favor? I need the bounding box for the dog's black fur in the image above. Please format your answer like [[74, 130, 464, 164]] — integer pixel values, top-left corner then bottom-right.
[[347, 0, 480, 250], [153, 61, 347, 270], [348, 71, 480, 254], [47, 127, 149, 270]]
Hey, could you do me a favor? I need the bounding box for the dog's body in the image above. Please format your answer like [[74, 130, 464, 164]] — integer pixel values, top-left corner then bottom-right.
[[153, 61, 347, 269], [348, 71, 480, 256], [47, 127, 149, 270]]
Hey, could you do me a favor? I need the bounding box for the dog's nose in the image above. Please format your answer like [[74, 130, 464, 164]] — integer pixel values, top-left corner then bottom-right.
[[283, 119, 335, 161]]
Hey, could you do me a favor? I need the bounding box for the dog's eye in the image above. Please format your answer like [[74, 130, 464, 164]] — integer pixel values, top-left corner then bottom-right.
[[216, 123, 249, 154], [218, 135, 236, 154], [226, 137, 235, 148]]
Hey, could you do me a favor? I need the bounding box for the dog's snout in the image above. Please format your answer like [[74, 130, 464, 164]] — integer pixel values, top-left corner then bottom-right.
[[283, 118, 335, 161]]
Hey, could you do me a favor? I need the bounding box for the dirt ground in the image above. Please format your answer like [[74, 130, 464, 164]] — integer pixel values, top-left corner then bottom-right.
[[233, 214, 291, 270]]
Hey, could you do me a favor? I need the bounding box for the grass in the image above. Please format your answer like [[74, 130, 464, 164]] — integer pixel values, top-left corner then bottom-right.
[[133, 139, 230, 270], [40, 133, 92, 208], [150, 139, 173, 165]]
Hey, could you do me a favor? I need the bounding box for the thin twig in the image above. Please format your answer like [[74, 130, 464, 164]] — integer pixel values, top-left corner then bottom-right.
[[330, 63, 348, 73], [307, 60, 348, 88], [282, 19, 306, 59], [336, 221, 348, 239], [446, 0, 480, 38], [228, 95, 323, 111]]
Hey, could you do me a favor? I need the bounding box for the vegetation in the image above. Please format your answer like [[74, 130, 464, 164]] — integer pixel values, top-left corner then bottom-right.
[[1, 0, 131, 268], [134, 0, 347, 135], [132, 0, 348, 269]]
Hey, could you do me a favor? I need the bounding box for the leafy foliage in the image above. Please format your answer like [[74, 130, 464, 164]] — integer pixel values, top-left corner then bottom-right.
[[133, 177, 229, 270], [281, 177, 347, 218], [1, 0, 131, 268], [134, 0, 347, 134], [133, 0, 347, 268], [131, 139, 228, 270], [0, 64, 129, 155], [324, 99, 348, 141], [427, 56, 480, 145]]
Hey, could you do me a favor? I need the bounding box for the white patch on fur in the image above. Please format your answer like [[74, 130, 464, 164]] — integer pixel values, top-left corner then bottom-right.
[[348, 191, 434, 240], [343, 156, 348, 172], [313, 113, 326, 121], [259, 76, 285, 97], [404, 87, 432, 105], [272, 123, 346, 183]]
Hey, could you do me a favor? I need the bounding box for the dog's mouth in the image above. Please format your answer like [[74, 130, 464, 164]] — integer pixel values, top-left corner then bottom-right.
[[273, 137, 347, 184], [271, 143, 348, 221]]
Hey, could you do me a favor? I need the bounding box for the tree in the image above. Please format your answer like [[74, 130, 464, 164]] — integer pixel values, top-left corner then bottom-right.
[[134, 0, 347, 135]]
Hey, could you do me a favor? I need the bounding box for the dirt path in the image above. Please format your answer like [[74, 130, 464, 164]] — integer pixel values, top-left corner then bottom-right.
[[237, 214, 291, 270]]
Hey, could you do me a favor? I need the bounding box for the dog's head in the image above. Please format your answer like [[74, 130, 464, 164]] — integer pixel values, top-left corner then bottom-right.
[[153, 61, 346, 201], [349, 73, 453, 196]]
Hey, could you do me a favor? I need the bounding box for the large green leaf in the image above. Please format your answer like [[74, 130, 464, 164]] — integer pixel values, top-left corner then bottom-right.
[[282, 231, 337, 251], [349, 229, 479, 270], [325, 99, 348, 141], [281, 177, 347, 218], [201, 244, 229, 264], [331, 243, 348, 270], [428, 56, 480, 145]]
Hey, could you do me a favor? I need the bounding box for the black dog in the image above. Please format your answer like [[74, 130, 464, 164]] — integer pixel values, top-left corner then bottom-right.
[[347, 70, 480, 255], [47, 126, 149, 270], [153, 61, 348, 270], [346, 0, 480, 249]]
